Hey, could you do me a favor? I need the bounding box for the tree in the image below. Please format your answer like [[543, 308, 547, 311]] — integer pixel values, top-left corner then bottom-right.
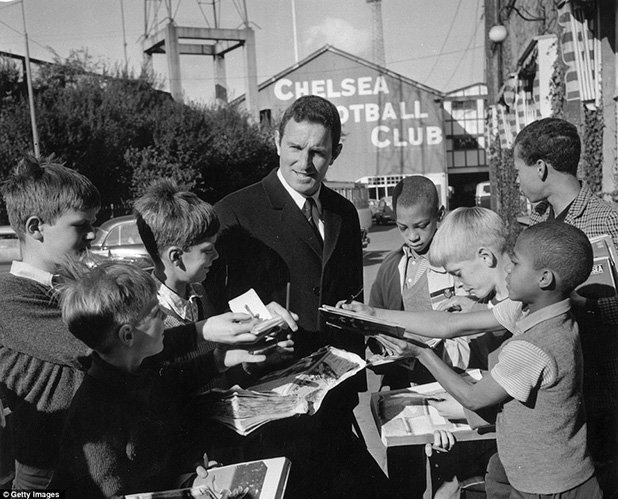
[[0, 51, 278, 223]]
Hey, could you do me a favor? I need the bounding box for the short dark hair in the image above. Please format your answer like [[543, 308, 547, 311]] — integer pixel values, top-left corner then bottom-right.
[[278, 95, 341, 151], [58, 259, 157, 354], [134, 179, 219, 263], [1, 155, 100, 239], [392, 175, 439, 216], [518, 221, 592, 293], [513, 118, 580, 175]]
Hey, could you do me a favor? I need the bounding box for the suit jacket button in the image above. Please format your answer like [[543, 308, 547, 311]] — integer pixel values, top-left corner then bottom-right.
[[312, 286, 320, 296]]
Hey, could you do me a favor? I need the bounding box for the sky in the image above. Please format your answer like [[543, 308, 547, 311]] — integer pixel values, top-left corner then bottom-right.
[[0, 0, 485, 104]]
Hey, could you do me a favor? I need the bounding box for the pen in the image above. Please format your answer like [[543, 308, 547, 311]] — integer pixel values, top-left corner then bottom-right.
[[285, 282, 291, 311], [345, 287, 364, 304], [244, 304, 256, 318]]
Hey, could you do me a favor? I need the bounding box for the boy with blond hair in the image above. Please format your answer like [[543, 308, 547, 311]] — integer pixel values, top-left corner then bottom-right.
[[429, 207, 512, 370], [345, 222, 601, 497], [53, 260, 264, 498]]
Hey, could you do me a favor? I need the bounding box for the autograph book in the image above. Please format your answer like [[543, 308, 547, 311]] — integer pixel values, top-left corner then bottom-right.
[[319, 305, 441, 367]]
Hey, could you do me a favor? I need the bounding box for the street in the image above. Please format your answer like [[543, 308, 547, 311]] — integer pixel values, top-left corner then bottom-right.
[[354, 223, 400, 475]]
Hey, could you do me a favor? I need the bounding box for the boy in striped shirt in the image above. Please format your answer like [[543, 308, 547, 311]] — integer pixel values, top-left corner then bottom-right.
[[343, 221, 601, 498]]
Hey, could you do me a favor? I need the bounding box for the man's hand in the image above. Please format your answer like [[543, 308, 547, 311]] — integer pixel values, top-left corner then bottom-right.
[[337, 300, 376, 315], [198, 312, 260, 344], [213, 347, 267, 372], [427, 392, 466, 420], [436, 296, 478, 313], [265, 301, 299, 331]]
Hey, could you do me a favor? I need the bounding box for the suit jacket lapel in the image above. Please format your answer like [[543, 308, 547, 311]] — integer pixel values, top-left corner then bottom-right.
[[321, 188, 342, 265], [262, 170, 323, 258]]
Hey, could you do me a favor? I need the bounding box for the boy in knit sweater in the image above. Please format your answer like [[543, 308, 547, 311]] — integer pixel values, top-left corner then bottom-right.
[[53, 260, 259, 498], [0, 157, 278, 490], [343, 221, 601, 498]]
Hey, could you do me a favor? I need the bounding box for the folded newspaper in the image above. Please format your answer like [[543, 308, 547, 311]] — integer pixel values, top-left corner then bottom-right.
[[199, 346, 366, 436]]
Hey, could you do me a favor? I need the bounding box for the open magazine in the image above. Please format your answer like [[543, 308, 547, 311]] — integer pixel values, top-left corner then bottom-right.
[[319, 305, 441, 367], [370, 370, 495, 446], [198, 346, 366, 436], [125, 457, 291, 499]]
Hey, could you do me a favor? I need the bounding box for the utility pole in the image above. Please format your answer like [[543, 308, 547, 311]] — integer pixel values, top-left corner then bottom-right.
[[367, 0, 386, 68]]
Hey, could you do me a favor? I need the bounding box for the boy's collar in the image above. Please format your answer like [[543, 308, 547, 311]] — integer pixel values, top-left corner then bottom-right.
[[514, 298, 571, 335], [401, 245, 446, 273], [10, 260, 55, 287]]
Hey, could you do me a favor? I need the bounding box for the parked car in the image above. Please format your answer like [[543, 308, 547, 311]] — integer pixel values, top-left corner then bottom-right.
[[0, 225, 20, 273], [89, 215, 153, 270], [374, 196, 395, 224], [475, 181, 491, 209]]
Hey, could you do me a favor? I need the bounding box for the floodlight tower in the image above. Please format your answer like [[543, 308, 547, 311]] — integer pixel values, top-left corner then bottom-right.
[[367, 0, 385, 68], [142, 0, 259, 119]]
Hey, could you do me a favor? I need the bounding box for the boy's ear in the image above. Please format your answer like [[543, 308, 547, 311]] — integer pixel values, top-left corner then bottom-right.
[[117, 323, 134, 346], [539, 269, 556, 290], [25, 216, 44, 241], [477, 247, 497, 268], [436, 206, 445, 222], [166, 247, 183, 266], [536, 159, 548, 182]]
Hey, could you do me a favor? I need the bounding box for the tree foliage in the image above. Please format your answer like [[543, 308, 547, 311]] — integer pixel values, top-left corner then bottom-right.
[[0, 52, 278, 222]]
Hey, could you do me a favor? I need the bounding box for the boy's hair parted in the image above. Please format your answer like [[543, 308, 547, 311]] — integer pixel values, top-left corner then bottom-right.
[[278, 95, 342, 151], [392, 175, 440, 216], [133, 179, 219, 262], [513, 118, 581, 176], [57, 259, 157, 353], [0, 155, 100, 239], [518, 221, 593, 293], [428, 207, 508, 268]]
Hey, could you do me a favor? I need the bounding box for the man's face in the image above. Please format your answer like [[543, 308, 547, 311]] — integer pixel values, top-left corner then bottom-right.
[[505, 239, 539, 304], [180, 235, 218, 284], [395, 203, 441, 255], [514, 145, 544, 203], [445, 256, 495, 300], [276, 119, 341, 196], [39, 208, 98, 265]]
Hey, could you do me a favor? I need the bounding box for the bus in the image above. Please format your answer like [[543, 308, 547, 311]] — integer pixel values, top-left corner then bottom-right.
[[356, 173, 450, 210], [324, 180, 372, 247]]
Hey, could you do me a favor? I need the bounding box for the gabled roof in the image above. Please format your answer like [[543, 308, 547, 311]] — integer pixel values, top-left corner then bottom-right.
[[231, 44, 443, 105]]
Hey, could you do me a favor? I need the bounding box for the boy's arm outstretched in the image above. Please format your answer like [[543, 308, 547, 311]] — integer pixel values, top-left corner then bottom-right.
[[340, 301, 502, 339], [378, 333, 510, 412]]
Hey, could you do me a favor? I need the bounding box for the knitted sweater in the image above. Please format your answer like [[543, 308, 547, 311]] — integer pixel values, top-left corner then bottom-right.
[[0, 273, 199, 469], [54, 351, 220, 499], [0, 274, 91, 468]]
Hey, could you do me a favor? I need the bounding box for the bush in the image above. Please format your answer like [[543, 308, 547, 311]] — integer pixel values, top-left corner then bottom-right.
[[0, 52, 278, 223]]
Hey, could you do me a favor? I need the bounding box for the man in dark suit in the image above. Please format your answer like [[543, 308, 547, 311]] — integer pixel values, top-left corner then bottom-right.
[[208, 96, 393, 498]]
